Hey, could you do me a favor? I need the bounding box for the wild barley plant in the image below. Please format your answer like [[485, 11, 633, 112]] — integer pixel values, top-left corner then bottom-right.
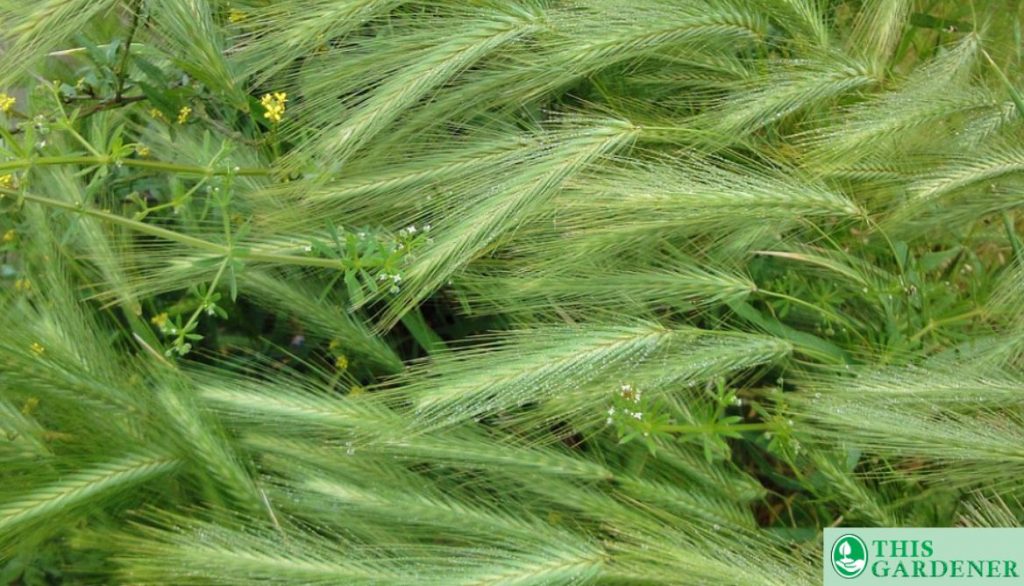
[[1, 1, 1023, 584]]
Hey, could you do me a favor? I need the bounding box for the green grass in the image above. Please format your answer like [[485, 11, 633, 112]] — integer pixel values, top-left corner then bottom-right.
[[1, 0, 1024, 583]]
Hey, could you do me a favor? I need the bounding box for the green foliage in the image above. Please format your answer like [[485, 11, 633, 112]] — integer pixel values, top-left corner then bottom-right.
[[2, 0, 1024, 583]]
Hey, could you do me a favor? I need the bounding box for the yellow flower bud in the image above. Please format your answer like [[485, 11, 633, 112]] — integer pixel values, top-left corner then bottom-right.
[[0, 93, 15, 113], [151, 312, 169, 328], [177, 105, 192, 124], [334, 354, 349, 370], [260, 92, 287, 124]]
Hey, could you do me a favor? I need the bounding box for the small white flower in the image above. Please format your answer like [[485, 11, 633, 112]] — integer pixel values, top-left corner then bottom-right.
[[607, 407, 615, 415], [631, 411, 642, 420], [406, 225, 417, 234]]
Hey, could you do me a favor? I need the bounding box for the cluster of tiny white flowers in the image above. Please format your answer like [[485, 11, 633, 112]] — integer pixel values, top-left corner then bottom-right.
[[606, 383, 644, 425], [622, 383, 642, 401], [378, 272, 403, 293], [398, 224, 431, 237], [393, 224, 431, 251]]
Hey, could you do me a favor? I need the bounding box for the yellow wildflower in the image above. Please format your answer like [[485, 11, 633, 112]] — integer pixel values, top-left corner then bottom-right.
[[14, 278, 31, 292], [177, 105, 192, 124], [30, 342, 45, 355], [3, 229, 15, 243], [0, 174, 14, 189], [328, 339, 342, 351], [21, 397, 39, 415], [135, 144, 151, 157], [149, 108, 167, 122], [260, 92, 287, 124], [334, 354, 349, 370], [151, 312, 169, 328], [349, 385, 366, 397], [228, 8, 246, 23], [0, 93, 15, 113]]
